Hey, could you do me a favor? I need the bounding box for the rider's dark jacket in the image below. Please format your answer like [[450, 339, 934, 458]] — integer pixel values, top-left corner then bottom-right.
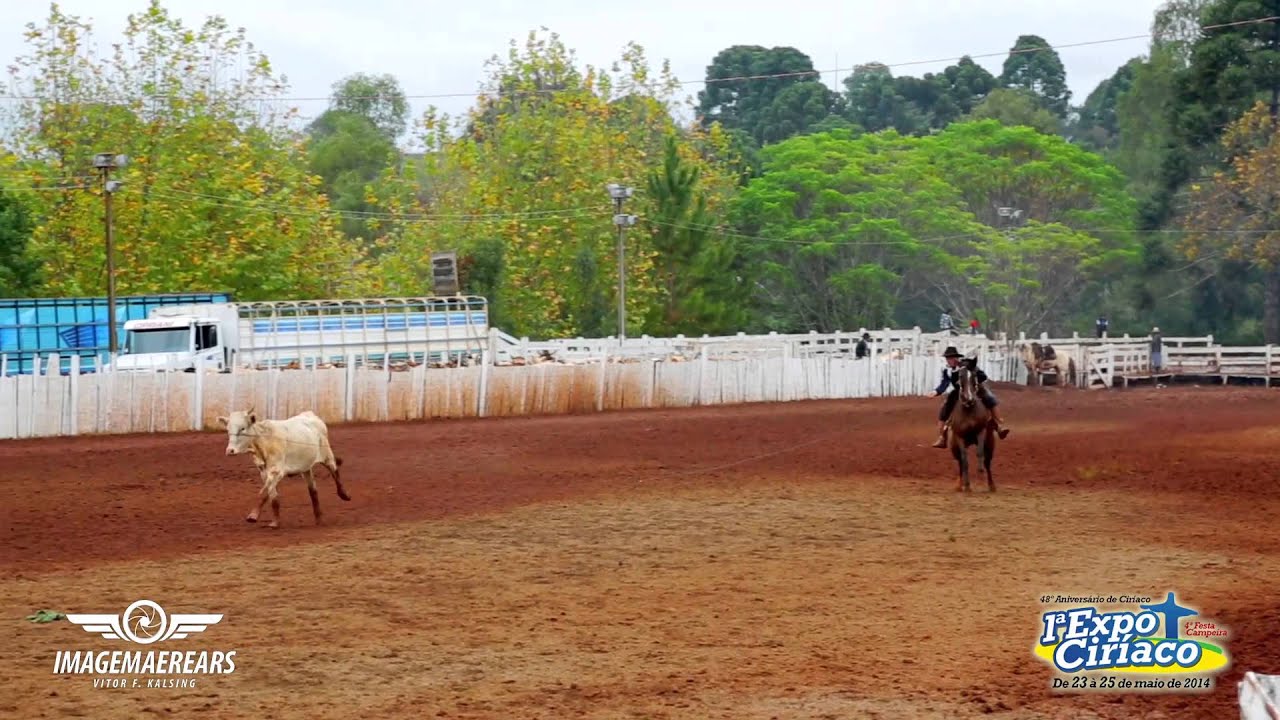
[[934, 361, 988, 395]]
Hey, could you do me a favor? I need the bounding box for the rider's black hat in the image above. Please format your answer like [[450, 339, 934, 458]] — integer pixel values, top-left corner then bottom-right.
[[943, 346, 962, 358]]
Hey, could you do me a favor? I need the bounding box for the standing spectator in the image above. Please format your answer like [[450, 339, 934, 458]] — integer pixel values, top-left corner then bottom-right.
[[1150, 326, 1163, 371], [969, 318, 980, 335], [855, 332, 872, 359], [940, 310, 955, 335], [1096, 316, 1109, 338]]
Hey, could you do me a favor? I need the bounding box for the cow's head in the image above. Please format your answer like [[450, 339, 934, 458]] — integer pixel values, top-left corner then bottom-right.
[[216, 406, 257, 456]]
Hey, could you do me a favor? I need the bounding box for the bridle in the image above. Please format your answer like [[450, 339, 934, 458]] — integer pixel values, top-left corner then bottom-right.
[[959, 364, 977, 408]]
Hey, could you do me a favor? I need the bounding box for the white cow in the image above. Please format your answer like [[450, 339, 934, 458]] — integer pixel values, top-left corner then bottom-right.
[[216, 407, 350, 529]]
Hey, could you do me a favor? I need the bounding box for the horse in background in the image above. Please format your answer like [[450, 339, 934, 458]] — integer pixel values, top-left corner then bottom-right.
[[947, 363, 996, 492], [1020, 341, 1076, 387]]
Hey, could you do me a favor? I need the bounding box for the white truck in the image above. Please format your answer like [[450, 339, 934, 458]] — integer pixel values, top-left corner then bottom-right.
[[102, 296, 498, 372]]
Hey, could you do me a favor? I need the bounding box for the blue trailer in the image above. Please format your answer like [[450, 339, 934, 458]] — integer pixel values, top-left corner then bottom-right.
[[0, 293, 232, 375]]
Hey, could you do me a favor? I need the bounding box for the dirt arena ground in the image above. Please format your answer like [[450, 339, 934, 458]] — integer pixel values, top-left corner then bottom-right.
[[2, 382, 1278, 719]]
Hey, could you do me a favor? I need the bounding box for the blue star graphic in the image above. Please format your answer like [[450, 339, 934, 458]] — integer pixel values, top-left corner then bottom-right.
[[1140, 592, 1198, 639]]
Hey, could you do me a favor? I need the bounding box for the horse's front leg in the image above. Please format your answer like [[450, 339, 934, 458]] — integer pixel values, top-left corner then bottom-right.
[[977, 432, 992, 492], [952, 441, 969, 492]]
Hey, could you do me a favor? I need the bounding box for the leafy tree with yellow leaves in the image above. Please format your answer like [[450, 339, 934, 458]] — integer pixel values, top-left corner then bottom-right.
[[1182, 101, 1280, 343], [369, 30, 744, 338], [0, 1, 374, 299]]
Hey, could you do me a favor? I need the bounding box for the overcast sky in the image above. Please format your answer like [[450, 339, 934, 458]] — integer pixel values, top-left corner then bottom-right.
[[1, 0, 1168, 144]]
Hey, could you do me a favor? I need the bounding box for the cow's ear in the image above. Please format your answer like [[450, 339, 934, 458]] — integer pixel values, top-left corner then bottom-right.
[[216, 416, 227, 427], [248, 413, 256, 425]]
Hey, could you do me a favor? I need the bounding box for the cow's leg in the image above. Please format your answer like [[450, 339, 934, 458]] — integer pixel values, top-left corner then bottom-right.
[[322, 441, 350, 501], [306, 470, 322, 525], [245, 484, 268, 523], [265, 469, 283, 529]]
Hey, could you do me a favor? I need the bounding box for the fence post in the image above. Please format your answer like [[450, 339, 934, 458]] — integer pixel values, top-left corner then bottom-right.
[[382, 359, 392, 422], [697, 349, 708, 406], [68, 355, 79, 436], [779, 342, 789, 402], [596, 346, 606, 412], [193, 356, 205, 431], [344, 353, 356, 422], [478, 350, 491, 418]]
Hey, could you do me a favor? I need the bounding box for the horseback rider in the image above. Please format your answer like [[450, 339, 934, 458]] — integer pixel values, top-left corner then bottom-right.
[[930, 346, 1010, 448]]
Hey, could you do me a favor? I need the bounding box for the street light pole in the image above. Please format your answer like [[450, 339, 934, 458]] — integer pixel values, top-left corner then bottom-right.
[[607, 183, 636, 342], [93, 152, 127, 356]]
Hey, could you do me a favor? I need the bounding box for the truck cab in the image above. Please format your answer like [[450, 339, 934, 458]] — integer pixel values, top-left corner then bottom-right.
[[106, 316, 229, 372]]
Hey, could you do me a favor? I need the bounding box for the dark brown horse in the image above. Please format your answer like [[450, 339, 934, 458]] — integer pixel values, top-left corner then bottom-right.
[[947, 363, 996, 492]]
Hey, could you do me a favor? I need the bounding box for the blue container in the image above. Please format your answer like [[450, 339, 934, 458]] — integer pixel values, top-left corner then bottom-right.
[[0, 292, 232, 375]]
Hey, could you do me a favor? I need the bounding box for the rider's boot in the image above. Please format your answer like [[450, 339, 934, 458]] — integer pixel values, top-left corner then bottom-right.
[[932, 422, 948, 448], [990, 407, 1011, 439]]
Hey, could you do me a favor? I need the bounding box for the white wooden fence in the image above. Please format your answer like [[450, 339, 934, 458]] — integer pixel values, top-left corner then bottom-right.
[[10, 318, 1280, 438], [0, 344, 1026, 439]]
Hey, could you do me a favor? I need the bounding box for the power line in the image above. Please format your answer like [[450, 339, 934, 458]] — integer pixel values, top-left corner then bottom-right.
[[0, 173, 612, 222], [152, 187, 610, 221], [138, 188, 608, 224], [0, 183, 94, 191], [0, 15, 1274, 106]]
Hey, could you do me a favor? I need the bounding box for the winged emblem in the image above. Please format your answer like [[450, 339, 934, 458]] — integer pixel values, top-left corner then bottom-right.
[[65, 600, 223, 644], [63, 613, 128, 641]]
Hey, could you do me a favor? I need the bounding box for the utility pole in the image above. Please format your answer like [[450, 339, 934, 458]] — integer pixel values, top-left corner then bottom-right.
[[93, 152, 127, 355], [607, 183, 636, 342]]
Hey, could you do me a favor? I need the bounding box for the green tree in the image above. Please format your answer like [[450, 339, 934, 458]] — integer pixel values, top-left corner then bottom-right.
[[756, 82, 841, 145], [1152, 0, 1213, 64], [697, 45, 834, 145], [842, 63, 925, 135], [730, 122, 1137, 335], [892, 57, 998, 130], [730, 128, 974, 332], [937, 57, 1000, 118], [1177, 1, 1280, 147], [643, 135, 750, 335], [306, 108, 398, 242], [371, 30, 743, 338], [0, 184, 41, 296], [964, 88, 1062, 135], [918, 121, 1139, 333], [327, 72, 409, 142], [1071, 58, 1141, 151], [1152, 2, 1280, 228], [833, 57, 997, 137], [0, 1, 373, 298], [999, 34, 1072, 118], [1114, 47, 1183, 211]]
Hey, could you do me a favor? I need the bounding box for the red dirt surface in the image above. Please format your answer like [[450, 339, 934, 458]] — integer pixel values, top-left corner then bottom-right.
[[2, 383, 1278, 719]]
